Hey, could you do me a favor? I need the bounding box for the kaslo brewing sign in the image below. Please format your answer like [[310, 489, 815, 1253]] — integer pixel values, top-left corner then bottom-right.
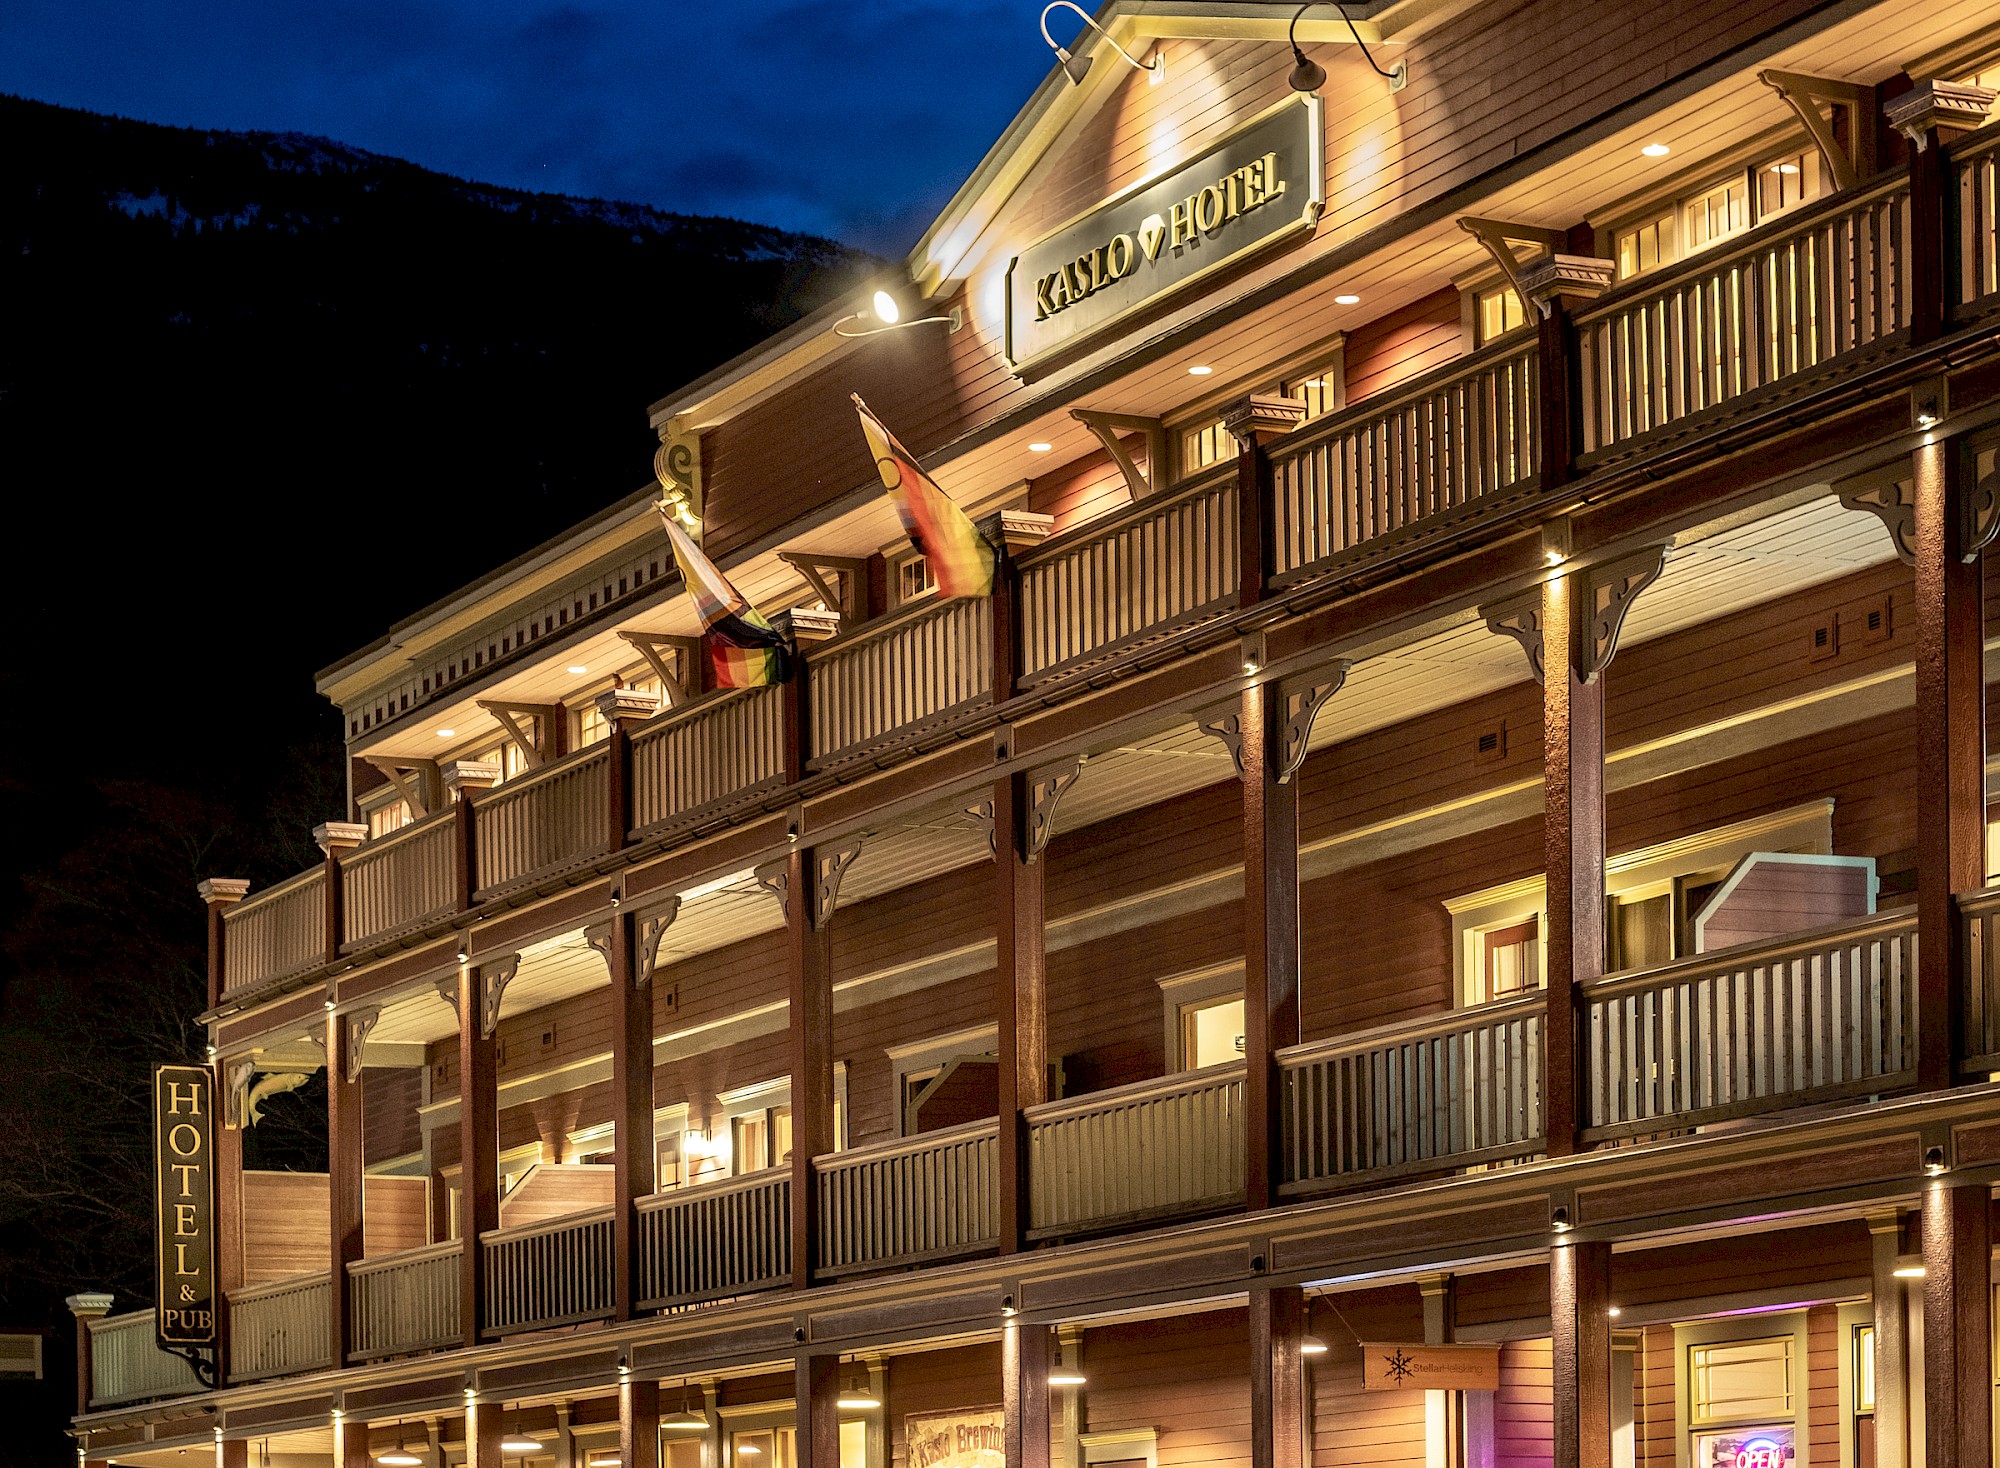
[[153, 1063, 217, 1347], [1004, 94, 1323, 372]]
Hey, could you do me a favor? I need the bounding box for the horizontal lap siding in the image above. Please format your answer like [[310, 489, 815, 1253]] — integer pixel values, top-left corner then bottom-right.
[[888, 1343, 1006, 1468], [1051, 906, 1243, 1092], [363, 1065, 423, 1164], [1085, 1310, 1250, 1468], [1636, 1323, 1676, 1468], [1344, 289, 1465, 403], [838, 969, 993, 1147], [1313, 1286, 1428, 1468], [1030, 439, 1147, 534], [1612, 1222, 1871, 1310], [1496, 1339, 1554, 1468], [1808, 1304, 1842, 1468]]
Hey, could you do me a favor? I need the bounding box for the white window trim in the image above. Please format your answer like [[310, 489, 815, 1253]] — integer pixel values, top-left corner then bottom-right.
[[887, 1025, 997, 1136], [1673, 1309, 1810, 1468], [1444, 800, 1836, 1006], [1158, 961, 1245, 1072], [1079, 1429, 1157, 1468]]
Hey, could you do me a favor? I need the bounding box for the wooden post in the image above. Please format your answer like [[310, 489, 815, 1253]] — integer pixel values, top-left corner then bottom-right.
[[1921, 1179, 1992, 1468], [465, 1398, 504, 1468], [1004, 1320, 1052, 1468], [1868, 1212, 1911, 1468], [787, 845, 834, 1290], [1250, 1284, 1307, 1468], [217, 1435, 248, 1468], [458, 959, 504, 1347], [335, 1410, 373, 1468], [597, 684, 659, 856], [1542, 569, 1601, 1157], [455, 788, 479, 912], [1550, 1239, 1612, 1468], [328, 1006, 364, 1367], [995, 771, 1046, 1254], [213, 1059, 242, 1388], [1518, 255, 1616, 490], [622, 1377, 661, 1468], [1885, 83, 1996, 347], [1225, 397, 1307, 610], [64, 1293, 112, 1417], [314, 824, 364, 964], [1241, 677, 1300, 1210], [607, 908, 654, 1320], [197, 879, 249, 1011], [796, 1353, 841, 1468], [1911, 433, 1985, 1089]]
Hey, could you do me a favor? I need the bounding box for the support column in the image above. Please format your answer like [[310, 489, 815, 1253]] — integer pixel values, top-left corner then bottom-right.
[[592, 895, 673, 1321], [198, 878, 249, 1011], [622, 1376, 661, 1468], [796, 1353, 840, 1468], [1542, 569, 1600, 1158], [1887, 82, 1998, 347], [334, 1410, 373, 1468], [784, 847, 835, 1290], [217, 1435, 248, 1468], [1868, 1212, 1911, 1468], [1550, 1240, 1612, 1468], [1912, 432, 1986, 1089], [64, 1292, 112, 1417], [1242, 678, 1300, 1211], [1921, 1179, 1992, 1468], [465, 1397, 504, 1468], [1250, 1284, 1308, 1468], [1421, 1275, 1458, 1468], [214, 1058, 243, 1387], [995, 771, 1047, 1254], [328, 1005, 366, 1367], [458, 957, 513, 1347], [314, 823, 364, 964], [1004, 1320, 1052, 1468]]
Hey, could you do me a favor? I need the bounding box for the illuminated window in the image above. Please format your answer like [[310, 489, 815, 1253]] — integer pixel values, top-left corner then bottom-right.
[[364, 795, 412, 839], [573, 699, 609, 749], [1476, 284, 1528, 343], [1180, 994, 1246, 1069], [1180, 417, 1233, 476], [1476, 916, 1541, 1002], [1282, 363, 1342, 422], [732, 1424, 867, 1468], [1616, 214, 1671, 279], [1757, 150, 1821, 217], [473, 741, 528, 785], [897, 554, 934, 604], [1853, 1325, 1874, 1414], [1691, 1336, 1793, 1426]]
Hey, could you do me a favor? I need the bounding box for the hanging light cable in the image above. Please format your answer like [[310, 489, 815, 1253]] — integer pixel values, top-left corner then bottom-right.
[[1286, 3, 1407, 94]]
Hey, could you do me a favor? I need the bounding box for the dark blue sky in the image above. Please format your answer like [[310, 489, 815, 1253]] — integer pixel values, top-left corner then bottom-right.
[[0, 1, 1064, 253]]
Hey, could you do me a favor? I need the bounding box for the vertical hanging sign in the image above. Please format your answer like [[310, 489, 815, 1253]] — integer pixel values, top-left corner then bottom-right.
[[153, 1063, 217, 1347]]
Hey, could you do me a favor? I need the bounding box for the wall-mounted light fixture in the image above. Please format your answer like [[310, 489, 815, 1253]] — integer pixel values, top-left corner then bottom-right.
[[1040, 1, 1160, 88], [835, 288, 963, 339], [1287, 2, 1407, 94]]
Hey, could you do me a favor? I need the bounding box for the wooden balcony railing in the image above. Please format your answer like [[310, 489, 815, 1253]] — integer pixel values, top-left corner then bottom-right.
[[628, 686, 786, 838], [1015, 468, 1238, 686], [228, 1271, 331, 1381], [348, 1240, 460, 1360], [1957, 884, 2000, 1072], [1581, 911, 1917, 1142], [1270, 340, 1539, 582], [472, 747, 611, 901], [1952, 123, 2000, 321], [221, 867, 325, 994], [809, 596, 992, 767], [482, 1207, 615, 1335], [1025, 1062, 1244, 1239], [635, 1168, 790, 1311], [814, 1119, 998, 1277], [1577, 173, 1912, 457], [1279, 994, 1544, 1195], [340, 807, 458, 949], [88, 1310, 204, 1408]]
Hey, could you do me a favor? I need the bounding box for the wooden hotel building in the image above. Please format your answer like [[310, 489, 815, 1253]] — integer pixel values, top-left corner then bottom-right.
[[65, 4, 2000, 1468]]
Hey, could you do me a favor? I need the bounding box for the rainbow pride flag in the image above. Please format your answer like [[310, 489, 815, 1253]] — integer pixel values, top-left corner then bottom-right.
[[852, 394, 997, 598], [654, 502, 791, 688]]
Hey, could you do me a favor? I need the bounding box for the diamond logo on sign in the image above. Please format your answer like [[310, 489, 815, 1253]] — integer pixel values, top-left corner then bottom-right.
[[1004, 94, 1324, 375]]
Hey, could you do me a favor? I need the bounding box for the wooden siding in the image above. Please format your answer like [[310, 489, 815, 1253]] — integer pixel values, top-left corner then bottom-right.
[[362, 1065, 422, 1165], [238, 1171, 426, 1285], [498, 1162, 615, 1229], [1084, 1310, 1249, 1468], [1029, 439, 1144, 533], [1311, 1286, 1428, 1468], [1494, 1338, 1554, 1468], [887, 1343, 1007, 1468], [1343, 288, 1464, 404]]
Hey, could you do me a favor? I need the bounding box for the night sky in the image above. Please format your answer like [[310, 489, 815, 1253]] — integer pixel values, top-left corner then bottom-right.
[[0, 0, 1064, 253]]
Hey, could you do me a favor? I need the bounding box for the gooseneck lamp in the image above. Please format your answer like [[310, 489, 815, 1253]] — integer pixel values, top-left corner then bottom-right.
[[1287, 2, 1408, 94], [834, 287, 962, 338], [1039, 2, 1160, 88]]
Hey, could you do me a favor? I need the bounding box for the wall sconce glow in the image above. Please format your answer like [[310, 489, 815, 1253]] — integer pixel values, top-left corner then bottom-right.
[[1286, 2, 1407, 93], [501, 1438, 544, 1455], [1187, 364, 1214, 376], [1892, 1265, 1926, 1279], [1048, 1371, 1088, 1388], [436, 728, 456, 738], [737, 1445, 762, 1457], [1546, 549, 1566, 566], [376, 1454, 424, 1467], [1641, 143, 1671, 158], [1028, 442, 1054, 453], [665, 1413, 709, 1434], [835, 288, 962, 338], [871, 290, 901, 325], [566, 664, 589, 675], [1334, 293, 1361, 305], [1607, 1306, 1622, 1318], [1039, 1, 1160, 88]]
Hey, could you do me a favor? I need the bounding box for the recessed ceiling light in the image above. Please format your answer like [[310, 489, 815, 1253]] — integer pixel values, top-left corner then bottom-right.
[[1334, 293, 1360, 305], [1028, 442, 1053, 452], [1641, 143, 1671, 158], [436, 728, 456, 738], [1187, 364, 1213, 376], [567, 664, 589, 675]]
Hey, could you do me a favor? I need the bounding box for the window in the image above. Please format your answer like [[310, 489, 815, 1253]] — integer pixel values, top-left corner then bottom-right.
[[1676, 1313, 1807, 1468], [1159, 965, 1245, 1071], [1852, 1324, 1874, 1414], [730, 1423, 866, 1468], [1683, 176, 1750, 253], [1477, 915, 1541, 1003], [701, 1073, 845, 1178], [1613, 145, 1829, 282], [1616, 213, 1672, 280], [1757, 150, 1820, 217], [473, 740, 529, 785], [573, 698, 609, 749], [364, 793, 412, 839], [1180, 417, 1233, 476], [897, 554, 935, 605], [1691, 1336, 1793, 1425], [1282, 354, 1344, 422], [1476, 284, 1528, 343]]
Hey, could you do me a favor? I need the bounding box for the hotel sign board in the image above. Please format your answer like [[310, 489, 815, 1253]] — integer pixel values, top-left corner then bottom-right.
[[906, 1407, 1005, 1468], [1360, 1342, 1502, 1391], [1004, 93, 1323, 373], [153, 1063, 217, 1347]]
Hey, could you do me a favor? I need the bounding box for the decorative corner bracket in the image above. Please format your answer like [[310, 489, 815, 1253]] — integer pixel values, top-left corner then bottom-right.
[[812, 838, 865, 930], [1966, 448, 2000, 563], [1070, 409, 1166, 503], [1026, 759, 1083, 861], [343, 1007, 381, 1083], [1580, 545, 1668, 682], [636, 897, 682, 986], [478, 955, 520, 1040], [777, 551, 869, 625], [1759, 70, 1871, 188], [754, 860, 790, 922], [617, 630, 703, 709], [1276, 664, 1350, 782], [225, 1057, 258, 1130], [1838, 468, 1917, 566], [965, 797, 996, 860], [434, 972, 461, 1017], [1456, 217, 1566, 311], [1481, 590, 1545, 685], [1196, 705, 1248, 777]]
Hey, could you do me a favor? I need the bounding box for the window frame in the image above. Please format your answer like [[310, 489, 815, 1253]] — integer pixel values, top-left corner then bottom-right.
[[1158, 962, 1245, 1072], [1595, 130, 1831, 284], [886, 1025, 997, 1137], [1672, 1309, 1811, 1468]]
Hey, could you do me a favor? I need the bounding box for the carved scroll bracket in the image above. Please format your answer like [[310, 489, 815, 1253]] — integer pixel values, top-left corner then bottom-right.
[[1457, 217, 1565, 307], [225, 1057, 258, 1130], [1276, 664, 1350, 782], [1481, 590, 1545, 686], [585, 894, 680, 988], [1759, 70, 1871, 188], [1196, 705, 1247, 777], [813, 838, 866, 931], [434, 971, 461, 1017], [1070, 409, 1166, 504], [1581, 544, 1669, 683], [343, 1007, 381, 1083], [965, 797, 996, 860], [1838, 469, 1917, 566], [754, 860, 790, 922], [1964, 447, 2000, 563], [478, 955, 520, 1040], [1027, 759, 1083, 862]]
